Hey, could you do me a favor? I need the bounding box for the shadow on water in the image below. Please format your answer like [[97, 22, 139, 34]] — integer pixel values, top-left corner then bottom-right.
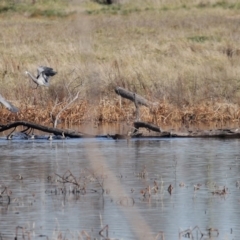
[[0, 135, 240, 239]]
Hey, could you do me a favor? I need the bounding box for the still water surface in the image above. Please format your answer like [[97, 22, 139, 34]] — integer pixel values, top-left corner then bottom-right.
[[0, 137, 240, 239]]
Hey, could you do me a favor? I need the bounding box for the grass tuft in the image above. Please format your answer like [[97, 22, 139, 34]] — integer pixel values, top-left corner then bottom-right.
[[187, 35, 210, 43]]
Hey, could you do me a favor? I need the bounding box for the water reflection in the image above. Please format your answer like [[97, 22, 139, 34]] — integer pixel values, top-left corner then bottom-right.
[[0, 138, 240, 239]]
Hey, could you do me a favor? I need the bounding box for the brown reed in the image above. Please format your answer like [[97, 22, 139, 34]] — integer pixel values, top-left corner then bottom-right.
[[1, 99, 240, 129]]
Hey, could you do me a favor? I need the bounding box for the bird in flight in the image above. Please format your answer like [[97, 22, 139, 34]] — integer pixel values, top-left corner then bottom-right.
[[25, 66, 57, 88], [0, 94, 19, 113]]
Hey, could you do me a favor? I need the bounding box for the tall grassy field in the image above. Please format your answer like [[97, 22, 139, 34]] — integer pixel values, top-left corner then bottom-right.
[[1, 0, 240, 126]]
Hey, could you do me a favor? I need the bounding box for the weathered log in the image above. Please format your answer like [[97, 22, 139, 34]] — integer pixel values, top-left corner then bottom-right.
[[2, 121, 240, 140], [134, 121, 162, 133], [0, 121, 92, 138], [115, 87, 153, 107], [101, 128, 240, 139], [133, 93, 140, 121], [186, 128, 240, 138]]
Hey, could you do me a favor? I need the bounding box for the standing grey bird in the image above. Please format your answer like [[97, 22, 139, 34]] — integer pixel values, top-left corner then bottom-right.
[[0, 94, 19, 113], [25, 66, 57, 88]]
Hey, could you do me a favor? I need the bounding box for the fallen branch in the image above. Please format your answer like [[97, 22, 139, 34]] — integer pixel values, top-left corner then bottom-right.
[[0, 186, 11, 205], [134, 121, 162, 133], [2, 121, 240, 140], [115, 86, 153, 107], [0, 121, 91, 138]]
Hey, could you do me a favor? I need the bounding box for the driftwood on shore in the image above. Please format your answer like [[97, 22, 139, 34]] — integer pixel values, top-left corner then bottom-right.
[[102, 128, 240, 139], [0, 121, 92, 138], [115, 87, 154, 108], [134, 121, 162, 133], [182, 128, 240, 138], [1, 84, 238, 140], [1, 84, 240, 140], [115, 86, 162, 130], [115, 86, 157, 122], [1, 87, 240, 140], [1, 121, 240, 139]]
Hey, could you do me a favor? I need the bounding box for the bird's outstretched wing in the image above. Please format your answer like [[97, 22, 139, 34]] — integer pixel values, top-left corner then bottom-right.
[[37, 66, 57, 77], [0, 94, 19, 113], [37, 66, 57, 84]]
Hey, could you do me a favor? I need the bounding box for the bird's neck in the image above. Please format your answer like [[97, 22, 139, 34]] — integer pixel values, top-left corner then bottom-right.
[[26, 71, 38, 82]]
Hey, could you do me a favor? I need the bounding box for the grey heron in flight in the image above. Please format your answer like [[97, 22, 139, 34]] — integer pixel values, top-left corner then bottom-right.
[[25, 66, 57, 88], [0, 94, 19, 113]]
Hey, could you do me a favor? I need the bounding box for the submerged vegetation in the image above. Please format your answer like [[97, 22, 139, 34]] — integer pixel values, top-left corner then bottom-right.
[[1, 165, 230, 239], [1, 0, 240, 127]]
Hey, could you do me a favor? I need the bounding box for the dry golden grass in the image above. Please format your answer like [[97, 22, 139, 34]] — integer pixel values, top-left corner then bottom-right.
[[1, 0, 240, 127]]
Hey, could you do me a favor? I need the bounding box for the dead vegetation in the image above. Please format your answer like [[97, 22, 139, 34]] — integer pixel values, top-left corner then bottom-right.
[[211, 185, 228, 196], [1, 1, 240, 127], [2, 98, 240, 129], [46, 169, 107, 195], [0, 185, 11, 205], [0, 164, 235, 239], [179, 225, 219, 239]]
